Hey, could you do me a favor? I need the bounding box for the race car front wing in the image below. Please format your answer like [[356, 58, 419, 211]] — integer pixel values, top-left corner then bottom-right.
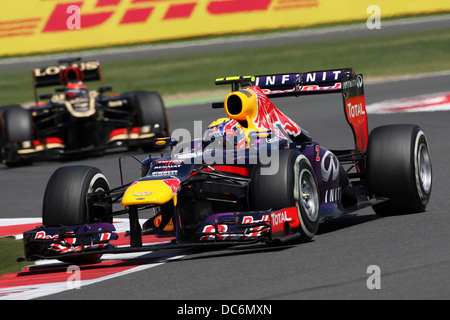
[[19, 207, 302, 262]]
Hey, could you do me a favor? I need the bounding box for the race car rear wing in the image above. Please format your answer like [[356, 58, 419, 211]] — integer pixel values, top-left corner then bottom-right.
[[32, 58, 103, 101], [33, 59, 102, 88], [215, 68, 368, 151]]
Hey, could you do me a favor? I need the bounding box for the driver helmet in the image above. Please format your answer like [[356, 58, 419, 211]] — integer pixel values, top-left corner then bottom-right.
[[203, 118, 246, 150], [65, 81, 88, 100], [60, 66, 88, 100]]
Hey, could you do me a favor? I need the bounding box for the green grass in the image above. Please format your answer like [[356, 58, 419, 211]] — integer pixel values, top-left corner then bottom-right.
[[100, 28, 450, 95], [1, 28, 449, 106], [0, 238, 31, 277]]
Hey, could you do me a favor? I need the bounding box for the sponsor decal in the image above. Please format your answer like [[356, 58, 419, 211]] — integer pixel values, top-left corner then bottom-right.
[[153, 160, 184, 171], [200, 224, 228, 241], [35, 231, 58, 240], [324, 187, 341, 203], [41, 0, 275, 33], [346, 102, 366, 119], [344, 95, 368, 151], [342, 74, 363, 90], [270, 207, 299, 235], [241, 214, 270, 238], [260, 83, 341, 95], [251, 86, 302, 137], [154, 215, 163, 228], [321, 150, 339, 182], [163, 177, 181, 195], [133, 191, 152, 196], [4, 0, 449, 56], [33, 61, 99, 78], [241, 215, 269, 225], [255, 72, 342, 95], [270, 210, 292, 227], [152, 160, 185, 176]]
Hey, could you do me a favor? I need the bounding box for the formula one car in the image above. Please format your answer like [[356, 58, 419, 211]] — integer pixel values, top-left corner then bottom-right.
[[20, 68, 432, 263], [0, 58, 169, 166]]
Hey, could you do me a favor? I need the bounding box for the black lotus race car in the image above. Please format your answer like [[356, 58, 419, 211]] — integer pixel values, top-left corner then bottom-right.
[[0, 58, 169, 166], [20, 68, 432, 263]]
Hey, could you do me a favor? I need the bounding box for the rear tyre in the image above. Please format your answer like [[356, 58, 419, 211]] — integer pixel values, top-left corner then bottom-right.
[[43, 165, 111, 263], [0, 105, 34, 167], [366, 124, 432, 216], [250, 149, 320, 242]]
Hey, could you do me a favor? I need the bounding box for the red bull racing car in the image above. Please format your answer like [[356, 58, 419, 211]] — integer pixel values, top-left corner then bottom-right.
[[0, 58, 169, 166], [19, 68, 432, 263]]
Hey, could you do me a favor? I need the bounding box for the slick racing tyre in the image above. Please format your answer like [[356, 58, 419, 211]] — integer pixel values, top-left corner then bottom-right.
[[128, 91, 169, 152], [250, 149, 320, 242], [42, 166, 111, 264], [43, 165, 111, 226], [366, 124, 432, 216], [0, 105, 34, 167]]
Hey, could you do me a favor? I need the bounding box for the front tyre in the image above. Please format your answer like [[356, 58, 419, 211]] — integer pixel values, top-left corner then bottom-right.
[[42, 166, 111, 264], [250, 149, 320, 242], [366, 124, 432, 216], [43, 165, 111, 226], [295, 158, 320, 239]]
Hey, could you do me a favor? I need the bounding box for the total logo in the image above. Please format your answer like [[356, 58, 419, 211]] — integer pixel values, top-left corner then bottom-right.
[[270, 210, 292, 227], [347, 102, 366, 119]]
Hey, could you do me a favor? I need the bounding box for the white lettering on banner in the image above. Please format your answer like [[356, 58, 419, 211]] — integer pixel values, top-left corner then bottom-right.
[[255, 71, 342, 88], [333, 71, 341, 80], [306, 73, 316, 82], [303, 71, 341, 82], [266, 76, 275, 85]]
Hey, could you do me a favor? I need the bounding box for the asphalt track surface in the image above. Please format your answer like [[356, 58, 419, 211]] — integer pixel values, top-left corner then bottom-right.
[[1, 16, 450, 300], [1, 72, 449, 300]]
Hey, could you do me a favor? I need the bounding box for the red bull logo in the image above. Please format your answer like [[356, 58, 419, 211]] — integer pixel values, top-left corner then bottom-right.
[[251, 86, 302, 138]]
